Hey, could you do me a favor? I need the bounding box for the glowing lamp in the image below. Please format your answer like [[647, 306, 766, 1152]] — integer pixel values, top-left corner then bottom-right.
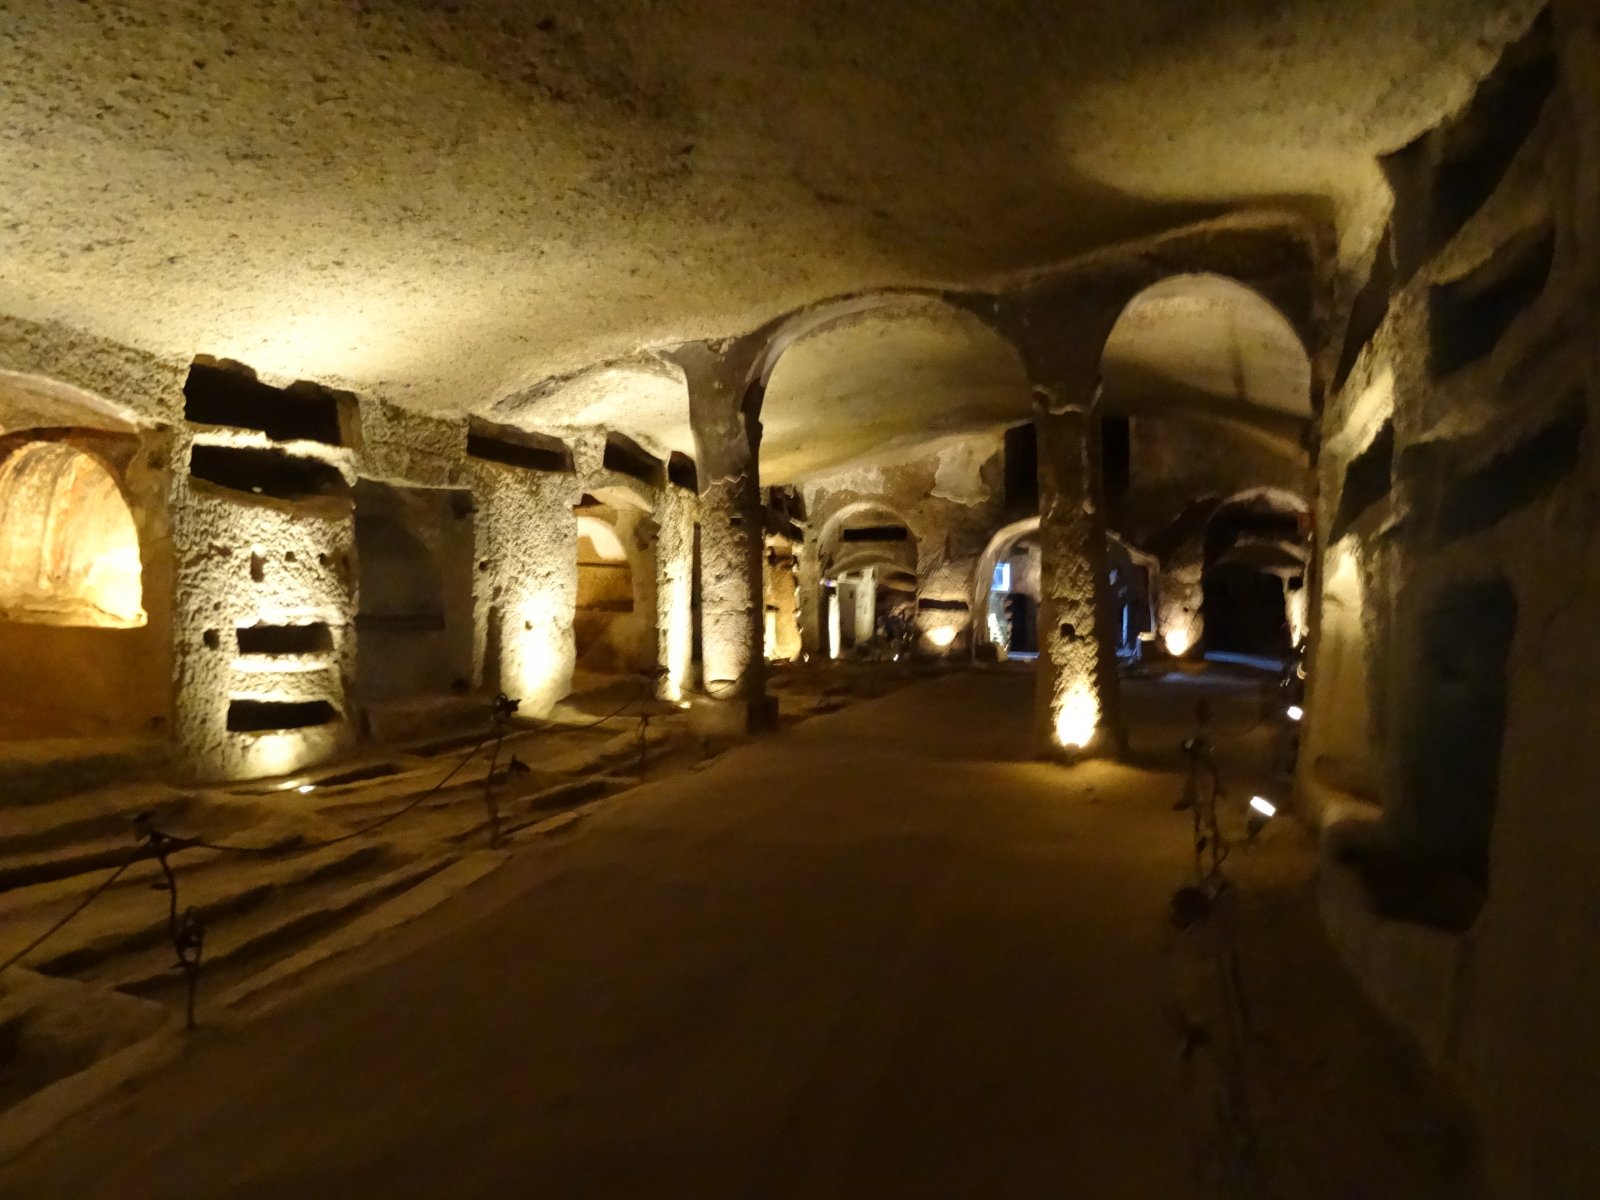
[[1286, 704, 1304, 722], [1164, 629, 1191, 657], [1249, 795, 1277, 819], [926, 626, 958, 650], [297, 784, 316, 794], [1053, 684, 1099, 750]]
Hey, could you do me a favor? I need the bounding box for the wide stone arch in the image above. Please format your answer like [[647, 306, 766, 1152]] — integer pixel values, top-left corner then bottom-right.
[[1098, 272, 1315, 439], [750, 292, 1030, 485]]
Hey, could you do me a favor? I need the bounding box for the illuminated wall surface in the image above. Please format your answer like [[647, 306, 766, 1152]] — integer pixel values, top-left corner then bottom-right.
[[0, 443, 145, 627], [654, 485, 695, 702]]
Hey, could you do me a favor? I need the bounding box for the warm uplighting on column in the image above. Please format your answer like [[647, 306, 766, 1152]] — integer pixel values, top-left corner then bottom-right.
[[1052, 680, 1100, 750], [1164, 628, 1191, 657], [659, 569, 692, 702], [501, 590, 572, 715], [925, 625, 958, 650], [764, 609, 778, 661]]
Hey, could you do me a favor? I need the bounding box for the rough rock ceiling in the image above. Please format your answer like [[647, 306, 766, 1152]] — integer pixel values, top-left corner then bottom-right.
[[1, 0, 1543, 455]]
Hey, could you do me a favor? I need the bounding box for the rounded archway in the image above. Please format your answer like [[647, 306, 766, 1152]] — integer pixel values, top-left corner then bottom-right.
[[815, 501, 919, 657], [0, 441, 144, 627], [573, 505, 659, 677], [1101, 274, 1313, 429], [0, 436, 166, 743], [760, 296, 1031, 484], [1200, 489, 1310, 660]]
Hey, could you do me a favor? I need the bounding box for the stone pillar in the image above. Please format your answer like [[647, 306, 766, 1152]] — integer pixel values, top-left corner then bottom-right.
[[654, 481, 697, 702], [669, 339, 774, 731], [763, 536, 802, 662], [1034, 388, 1125, 759], [169, 382, 358, 783], [796, 535, 823, 658], [469, 453, 579, 718], [853, 567, 877, 645]]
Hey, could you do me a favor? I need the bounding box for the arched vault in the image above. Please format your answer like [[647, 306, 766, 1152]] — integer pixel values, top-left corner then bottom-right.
[[759, 297, 1031, 484]]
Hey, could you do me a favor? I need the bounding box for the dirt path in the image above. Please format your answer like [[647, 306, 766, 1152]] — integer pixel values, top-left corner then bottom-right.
[[0, 670, 1479, 1199]]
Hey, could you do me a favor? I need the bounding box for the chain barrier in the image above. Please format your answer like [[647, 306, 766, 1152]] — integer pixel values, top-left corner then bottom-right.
[[1169, 700, 1264, 1197], [0, 675, 681, 1017]]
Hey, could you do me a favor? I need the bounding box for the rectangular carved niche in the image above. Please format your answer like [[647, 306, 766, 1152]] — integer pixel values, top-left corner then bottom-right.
[[189, 444, 351, 503], [1429, 225, 1556, 377], [668, 452, 698, 492], [226, 698, 340, 732], [184, 361, 347, 446], [603, 432, 665, 488], [236, 622, 334, 656], [466, 418, 573, 473]]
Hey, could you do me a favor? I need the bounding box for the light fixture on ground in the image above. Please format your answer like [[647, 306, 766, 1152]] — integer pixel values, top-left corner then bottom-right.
[[1248, 794, 1277, 840], [1164, 628, 1191, 657], [925, 625, 958, 650], [1052, 681, 1099, 751], [1286, 704, 1304, 721]]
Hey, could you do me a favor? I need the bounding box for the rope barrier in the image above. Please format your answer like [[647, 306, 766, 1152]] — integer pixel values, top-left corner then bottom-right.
[[0, 847, 143, 974], [170, 732, 492, 857], [0, 670, 706, 1019]]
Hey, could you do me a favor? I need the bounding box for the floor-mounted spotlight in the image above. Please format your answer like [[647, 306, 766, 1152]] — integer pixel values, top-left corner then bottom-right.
[[1247, 794, 1276, 840]]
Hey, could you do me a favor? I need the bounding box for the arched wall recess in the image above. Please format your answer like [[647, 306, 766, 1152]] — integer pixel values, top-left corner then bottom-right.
[[0, 441, 145, 628]]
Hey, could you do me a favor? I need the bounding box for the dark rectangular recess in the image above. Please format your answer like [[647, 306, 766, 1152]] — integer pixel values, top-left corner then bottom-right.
[[226, 698, 339, 733], [1004, 422, 1039, 516], [189, 444, 350, 501], [918, 598, 970, 612], [354, 613, 447, 633], [1429, 225, 1556, 377], [1333, 229, 1396, 391], [1101, 415, 1131, 498], [1428, 9, 1557, 252], [466, 418, 573, 473], [1436, 396, 1586, 543], [184, 362, 344, 446], [1331, 422, 1395, 541], [236, 622, 334, 655], [668, 451, 698, 491], [841, 525, 910, 543], [603, 432, 665, 487]]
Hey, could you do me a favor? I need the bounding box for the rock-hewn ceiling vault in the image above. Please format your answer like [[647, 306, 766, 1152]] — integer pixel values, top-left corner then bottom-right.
[[1, 0, 1544, 469]]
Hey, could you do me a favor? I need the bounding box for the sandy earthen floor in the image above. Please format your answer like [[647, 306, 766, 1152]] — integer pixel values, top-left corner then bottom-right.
[[0, 670, 1478, 1199]]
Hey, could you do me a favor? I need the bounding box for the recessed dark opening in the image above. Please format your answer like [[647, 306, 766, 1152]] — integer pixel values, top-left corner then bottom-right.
[[1101, 415, 1131, 499], [1400, 576, 1517, 887], [1436, 395, 1586, 543], [236, 622, 334, 655], [918, 597, 970, 612], [184, 361, 344, 446], [226, 698, 339, 733], [1004, 422, 1039, 517], [668, 452, 698, 492], [1331, 422, 1395, 540], [603, 432, 665, 487], [1333, 229, 1396, 391], [1428, 9, 1557, 252], [189, 444, 350, 502], [466, 418, 573, 473], [841, 525, 910, 543], [1429, 225, 1556, 377]]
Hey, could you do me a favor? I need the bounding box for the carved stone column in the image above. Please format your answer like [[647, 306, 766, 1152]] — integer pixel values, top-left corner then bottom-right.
[[1034, 386, 1126, 759]]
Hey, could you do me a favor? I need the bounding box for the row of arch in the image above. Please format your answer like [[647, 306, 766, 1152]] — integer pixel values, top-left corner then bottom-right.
[[514, 265, 1316, 490]]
